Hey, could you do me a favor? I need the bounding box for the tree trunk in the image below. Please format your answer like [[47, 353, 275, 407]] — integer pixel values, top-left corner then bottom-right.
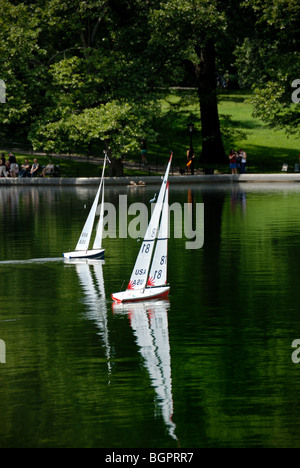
[[195, 40, 226, 165], [108, 157, 124, 177]]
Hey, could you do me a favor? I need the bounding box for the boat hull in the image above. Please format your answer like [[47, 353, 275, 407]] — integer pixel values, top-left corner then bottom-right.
[[63, 249, 105, 260], [112, 286, 170, 303]]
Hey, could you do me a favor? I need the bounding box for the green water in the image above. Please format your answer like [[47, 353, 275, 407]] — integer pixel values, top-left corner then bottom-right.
[[1, 183, 300, 448]]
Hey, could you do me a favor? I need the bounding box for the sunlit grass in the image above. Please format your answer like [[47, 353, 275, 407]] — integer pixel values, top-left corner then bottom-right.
[[155, 88, 299, 172]]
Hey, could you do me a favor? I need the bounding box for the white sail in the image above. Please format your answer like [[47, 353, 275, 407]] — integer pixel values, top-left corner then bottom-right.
[[92, 178, 105, 250], [75, 156, 106, 252], [127, 154, 172, 291], [147, 183, 169, 288], [75, 182, 103, 251]]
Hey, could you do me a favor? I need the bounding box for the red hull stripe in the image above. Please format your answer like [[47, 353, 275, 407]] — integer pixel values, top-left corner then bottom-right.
[[111, 289, 169, 304]]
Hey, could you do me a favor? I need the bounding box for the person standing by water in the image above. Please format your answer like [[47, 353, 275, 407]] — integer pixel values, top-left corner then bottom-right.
[[187, 146, 195, 175], [238, 149, 247, 174], [140, 140, 148, 166], [229, 149, 237, 175]]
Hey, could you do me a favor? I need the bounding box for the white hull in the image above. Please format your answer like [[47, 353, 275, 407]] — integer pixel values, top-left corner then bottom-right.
[[63, 249, 105, 260], [111, 286, 170, 303]]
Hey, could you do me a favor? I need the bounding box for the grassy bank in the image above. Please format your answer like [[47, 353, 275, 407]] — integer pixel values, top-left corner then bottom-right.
[[218, 90, 299, 172], [2, 90, 299, 175], [153, 89, 299, 173]]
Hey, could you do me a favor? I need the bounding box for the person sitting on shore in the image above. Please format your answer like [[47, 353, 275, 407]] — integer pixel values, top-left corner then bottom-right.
[[14, 164, 19, 177], [0, 153, 8, 178], [40, 161, 55, 177], [19, 159, 31, 178], [8, 153, 18, 177], [5, 160, 10, 175], [30, 159, 40, 178]]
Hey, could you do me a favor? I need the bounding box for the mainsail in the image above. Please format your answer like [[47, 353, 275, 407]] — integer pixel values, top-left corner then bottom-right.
[[75, 156, 107, 252], [147, 183, 169, 288], [92, 177, 105, 250]]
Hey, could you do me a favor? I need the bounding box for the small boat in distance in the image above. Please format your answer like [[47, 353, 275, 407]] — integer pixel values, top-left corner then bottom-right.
[[63, 154, 108, 260], [112, 153, 172, 303]]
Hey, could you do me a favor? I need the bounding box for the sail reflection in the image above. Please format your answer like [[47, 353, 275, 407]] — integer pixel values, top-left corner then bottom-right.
[[113, 300, 177, 441], [65, 259, 111, 376]]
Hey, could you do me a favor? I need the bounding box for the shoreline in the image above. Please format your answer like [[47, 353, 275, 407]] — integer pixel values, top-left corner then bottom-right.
[[1, 173, 300, 186]]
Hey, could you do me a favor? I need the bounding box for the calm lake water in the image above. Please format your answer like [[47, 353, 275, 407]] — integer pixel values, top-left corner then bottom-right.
[[1, 182, 300, 448]]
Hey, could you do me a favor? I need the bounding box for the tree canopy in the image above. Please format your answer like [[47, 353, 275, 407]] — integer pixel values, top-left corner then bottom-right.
[[0, 0, 299, 162], [235, 0, 300, 135]]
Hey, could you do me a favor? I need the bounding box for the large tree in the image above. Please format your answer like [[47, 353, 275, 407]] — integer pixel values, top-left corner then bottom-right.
[[148, 0, 259, 164], [149, 0, 229, 164]]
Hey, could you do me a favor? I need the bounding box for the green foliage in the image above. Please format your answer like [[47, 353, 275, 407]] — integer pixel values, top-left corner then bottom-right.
[[0, 0, 163, 155], [236, 0, 300, 135], [0, 1, 46, 126], [30, 100, 160, 157], [0, 0, 298, 160]]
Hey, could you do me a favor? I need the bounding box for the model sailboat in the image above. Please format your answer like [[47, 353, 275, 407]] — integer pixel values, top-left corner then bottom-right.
[[63, 154, 107, 260], [112, 153, 172, 303]]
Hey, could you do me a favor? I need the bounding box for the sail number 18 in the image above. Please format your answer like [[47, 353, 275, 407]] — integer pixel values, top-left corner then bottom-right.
[[153, 270, 162, 280], [142, 243, 151, 254]]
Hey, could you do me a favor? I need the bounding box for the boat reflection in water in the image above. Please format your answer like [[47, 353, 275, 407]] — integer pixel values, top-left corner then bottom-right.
[[113, 300, 177, 442], [64, 259, 177, 441], [64, 258, 111, 377]]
